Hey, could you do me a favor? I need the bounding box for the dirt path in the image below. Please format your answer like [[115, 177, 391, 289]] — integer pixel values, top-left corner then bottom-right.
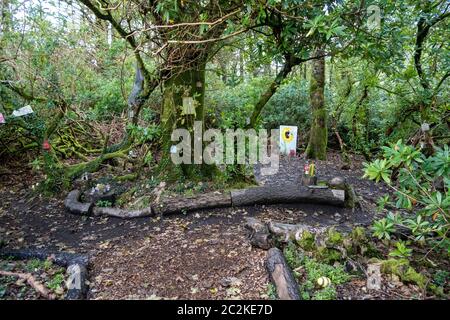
[[0, 153, 388, 299]]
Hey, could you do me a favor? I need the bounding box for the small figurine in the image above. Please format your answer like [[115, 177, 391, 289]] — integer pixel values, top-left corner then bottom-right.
[[42, 140, 51, 151], [301, 161, 317, 186], [304, 162, 310, 175]]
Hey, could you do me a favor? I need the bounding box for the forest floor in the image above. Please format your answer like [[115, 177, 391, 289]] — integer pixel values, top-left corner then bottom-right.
[[0, 151, 412, 300]]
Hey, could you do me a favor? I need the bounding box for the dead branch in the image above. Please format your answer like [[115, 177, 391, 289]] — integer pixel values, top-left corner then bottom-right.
[[0, 270, 56, 300]]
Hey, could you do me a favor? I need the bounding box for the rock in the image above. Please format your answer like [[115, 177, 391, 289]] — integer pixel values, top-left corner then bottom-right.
[[220, 277, 241, 288], [328, 177, 346, 189], [201, 280, 213, 289]]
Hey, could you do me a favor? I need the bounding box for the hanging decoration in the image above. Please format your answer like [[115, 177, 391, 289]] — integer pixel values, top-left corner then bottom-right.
[[12, 105, 34, 117]]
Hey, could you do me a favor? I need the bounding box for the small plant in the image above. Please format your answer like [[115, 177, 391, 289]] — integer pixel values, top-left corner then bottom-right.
[[433, 270, 449, 287], [364, 141, 449, 253], [309, 162, 316, 177], [47, 272, 65, 293], [389, 241, 412, 259], [377, 195, 390, 211], [363, 159, 391, 183], [372, 218, 395, 240], [96, 200, 112, 207], [25, 259, 44, 272], [284, 243, 351, 300], [312, 285, 337, 300], [266, 283, 277, 300]]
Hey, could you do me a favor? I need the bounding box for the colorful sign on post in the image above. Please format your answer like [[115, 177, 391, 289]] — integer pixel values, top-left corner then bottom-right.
[[279, 125, 297, 155], [12, 105, 34, 117]]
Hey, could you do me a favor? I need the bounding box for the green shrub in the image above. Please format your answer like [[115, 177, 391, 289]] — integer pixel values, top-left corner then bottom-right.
[[364, 141, 449, 253]]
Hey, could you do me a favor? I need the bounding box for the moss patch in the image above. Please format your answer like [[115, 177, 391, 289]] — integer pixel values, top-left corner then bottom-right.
[[371, 258, 427, 289]]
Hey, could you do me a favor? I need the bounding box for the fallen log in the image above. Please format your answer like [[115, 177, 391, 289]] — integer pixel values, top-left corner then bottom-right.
[[0, 270, 55, 299], [0, 249, 89, 266], [153, 192, 232, 215], [231, 184, 345, 207], [266, 247, 301, 300], [64, 190, 93, 215], [245, 217, 268, 234], [93, 206, 153, 218], [268, 221, 326, 242], [245, 218, 326, 248], [244, 218, 272, 249]]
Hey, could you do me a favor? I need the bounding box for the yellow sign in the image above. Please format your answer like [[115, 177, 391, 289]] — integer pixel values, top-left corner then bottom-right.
[[281, 127, 294, 143]]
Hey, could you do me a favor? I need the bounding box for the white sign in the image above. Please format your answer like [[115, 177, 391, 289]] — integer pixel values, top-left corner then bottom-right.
[[182, 97, 195, 115], [12, 105, 33, 117], [279, 125, 297, 155]]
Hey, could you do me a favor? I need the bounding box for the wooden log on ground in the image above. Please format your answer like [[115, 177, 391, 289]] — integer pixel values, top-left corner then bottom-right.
[[154, 192, 232, 215], [93, 206, 153, 218], [231, 184, 345, 207], [245, 217, 268, 234], [64, 190, 93, 215], [0, 249, 89, 266], [266, 247, 301, 300], [244, 218, 272, 249], [268, 221, 326, 242]]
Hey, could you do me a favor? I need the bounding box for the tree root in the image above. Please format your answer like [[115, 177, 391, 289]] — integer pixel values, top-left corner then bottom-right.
[[0, 249, 89, 300], [0, 270, 56, 300], [64, 149, 129, 181]]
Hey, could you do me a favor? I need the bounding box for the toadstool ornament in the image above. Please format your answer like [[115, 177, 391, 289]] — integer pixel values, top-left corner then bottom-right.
[[316, 276, 331, 288], [42, 140, 51, 151]]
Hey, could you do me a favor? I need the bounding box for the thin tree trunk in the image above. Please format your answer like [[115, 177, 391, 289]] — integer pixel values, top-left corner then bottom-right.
[[247, 55, 300, 128], [306, 49, 327, 160], [239, 49, 244, 81]]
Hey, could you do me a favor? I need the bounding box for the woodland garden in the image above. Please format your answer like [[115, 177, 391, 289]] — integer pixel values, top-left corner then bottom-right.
[[0, 0, 449, 301]]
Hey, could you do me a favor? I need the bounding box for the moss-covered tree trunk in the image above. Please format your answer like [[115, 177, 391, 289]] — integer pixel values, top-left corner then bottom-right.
[[160, 59, 215, 179], [306, 49, 327, 160]]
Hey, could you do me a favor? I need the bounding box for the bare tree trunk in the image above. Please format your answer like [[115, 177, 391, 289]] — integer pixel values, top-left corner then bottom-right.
[[247, 55, 300, 128], [239, 49, 244, 81]]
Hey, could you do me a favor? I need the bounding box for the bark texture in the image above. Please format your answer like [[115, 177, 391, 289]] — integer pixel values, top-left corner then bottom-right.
[[231, 184, 345, 207], [306, 48, 327, 160], [64, 190, 94, 215], [154, 192, 232, 215], [266, 247, 301, 300]]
